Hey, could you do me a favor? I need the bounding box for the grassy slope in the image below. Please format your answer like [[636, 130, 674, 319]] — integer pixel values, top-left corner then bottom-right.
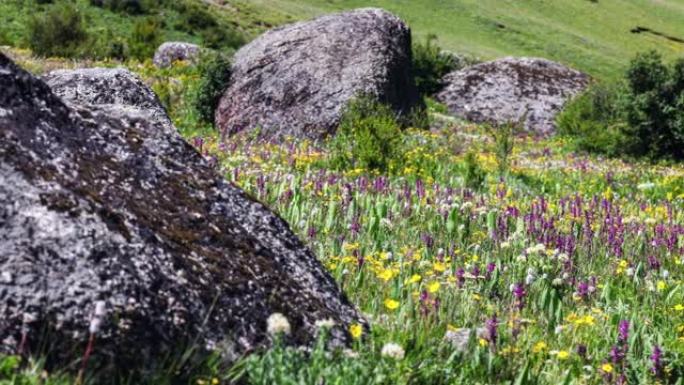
[[251, 0, 684, 80], [0, 0, 291, 51]]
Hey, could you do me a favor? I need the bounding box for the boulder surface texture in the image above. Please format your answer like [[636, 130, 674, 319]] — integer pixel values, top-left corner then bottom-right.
[[42, 67, 175, 134], [216, 7, 421, 140], [153, 41, 201, 68], [0, 53, 363, 373], [436, 57, 590, 133]]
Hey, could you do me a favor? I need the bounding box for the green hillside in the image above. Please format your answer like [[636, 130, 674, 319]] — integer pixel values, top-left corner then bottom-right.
[[251, 0, 684, 79]]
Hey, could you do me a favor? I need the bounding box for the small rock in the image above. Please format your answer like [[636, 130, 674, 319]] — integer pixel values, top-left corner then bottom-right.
[[153, 42, 201, 68]]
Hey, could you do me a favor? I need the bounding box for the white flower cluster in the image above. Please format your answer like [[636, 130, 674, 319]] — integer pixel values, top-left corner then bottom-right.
[[267, 313, 291, 336], [89, 301, 107, 334], [381, 342, 405, 360]]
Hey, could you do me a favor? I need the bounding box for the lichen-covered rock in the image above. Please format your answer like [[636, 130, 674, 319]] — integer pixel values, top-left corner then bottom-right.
[[42, 67, 175, 134], [153, 42, 201, 68], [436, 57, 590, 133], [215, 8, 421, 140], [0, 53, 363, 373]]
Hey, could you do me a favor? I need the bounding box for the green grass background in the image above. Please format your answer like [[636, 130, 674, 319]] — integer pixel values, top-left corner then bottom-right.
[[250, 0, 684, 80]]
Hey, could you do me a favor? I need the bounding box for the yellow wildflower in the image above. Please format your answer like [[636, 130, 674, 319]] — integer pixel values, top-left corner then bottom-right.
[[377, 269, 394, 282], [407, 274, 422, 284], [657, 280, 667, 291], [384, 298, 400, 311], [428, 281, 441, 293], [433, 262, 447, 273], [532, 342, 547, 353], [674, 304, 684, 311], [556, 350, 570, 360], [349, 323, 363, 339], [601, 363, 613, 373]]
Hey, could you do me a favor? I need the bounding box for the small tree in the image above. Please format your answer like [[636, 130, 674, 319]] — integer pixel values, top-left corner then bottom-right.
[[193, 52, 232, 126], [412, 34, 457, 97], [329, 95, 404, 173], [621, 51, 684, 159]]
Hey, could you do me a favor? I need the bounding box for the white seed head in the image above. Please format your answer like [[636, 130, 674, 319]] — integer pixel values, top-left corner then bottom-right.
[[314, 319, 336, 329], [94, 301, 107, 317], [22, 313, 37, 324], [381, 342, 405, 360], [267, 313, 291, 336], [89, 317, 102, 334]]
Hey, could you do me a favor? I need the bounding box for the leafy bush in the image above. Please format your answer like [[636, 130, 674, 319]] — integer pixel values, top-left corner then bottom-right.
[[559, 51, 684, 160], [27, 3, 90, 58], [486, 120, 518, 177], [463, 151, 486, 190], [412, 34, 457, 97], [128, 17, 162, 60], [557, 82, 626, 156], [174, 1, 245, 51], [193, 52, 232, 126], [329, 96, 405, 173], [620, 51, 684, 159], [89, 0, 154, 14]]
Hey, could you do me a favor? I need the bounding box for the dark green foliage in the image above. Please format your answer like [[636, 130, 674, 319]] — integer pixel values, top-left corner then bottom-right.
[[174, 1, 246, 51], [411, 34, 478, 100], [91, 28, 128, 60], [200, 26, 245, 51], [557, 82, 625, 156], [89, 0, 153, 14], [412, 34, 457, 97], [27, 2, 89, 58], [487, 120, 518, 177], [0, 28, 10, 46], [463, 151, 486, 190], [193, 52, 232, 126], [128, 17, 162, 60], [329, 96, 405, 173], [559, 51, 684, 160], [620, 51, 684, 159]]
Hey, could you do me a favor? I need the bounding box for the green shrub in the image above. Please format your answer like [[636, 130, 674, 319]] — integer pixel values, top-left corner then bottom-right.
[[174, 1, 245, 51], [90, 0, 153, 14], [200, 26, 245, 51], [193, 52, 232, 126], [486, 120, 519, 177], [463, 151, 486, 190], [329, 95, 405, 173], [556, 82, 626, 156], [128, 17, 162, 60], [559, 51, 684, 160], [620, 51, 684, 159], [27, 3, 89, 58], [412, 34, 457, 97], [0, 28, 10, 46]]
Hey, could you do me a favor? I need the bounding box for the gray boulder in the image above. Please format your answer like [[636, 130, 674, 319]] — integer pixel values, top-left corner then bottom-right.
[[153, 42, 201, 68], [0, 53, 363, 374], [215, 8, 421, 140], [436, 57, 590, 133], [42, 67, 175, 134]]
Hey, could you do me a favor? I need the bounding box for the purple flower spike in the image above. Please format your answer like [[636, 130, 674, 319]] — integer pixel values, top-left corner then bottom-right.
[[651, 345, 663, 378], [618, 320, 629, 343]]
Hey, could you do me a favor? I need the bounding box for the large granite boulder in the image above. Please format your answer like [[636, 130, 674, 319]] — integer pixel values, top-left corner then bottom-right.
[[0, 53, 363, 373], [436, 57, 590, 133], [42, 67, 175, 134], [215, 8, 421, 140], [153, 42, 201, 68]]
